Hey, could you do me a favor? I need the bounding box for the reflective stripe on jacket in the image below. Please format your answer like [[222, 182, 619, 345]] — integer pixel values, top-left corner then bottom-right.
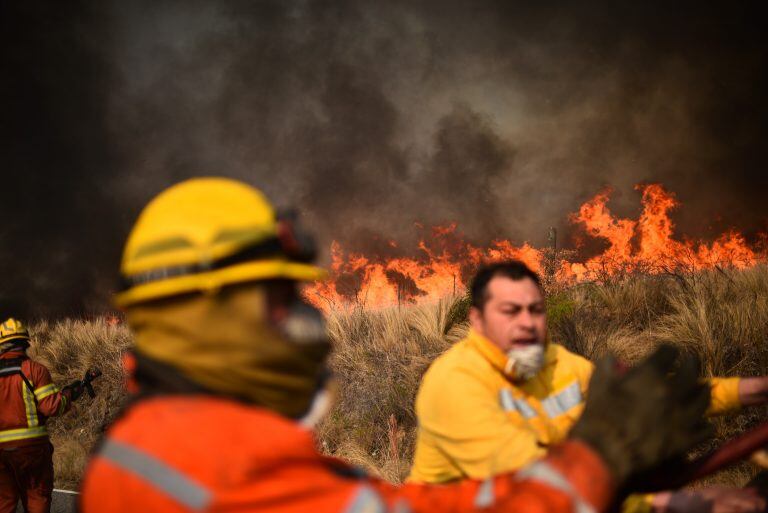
[[409, 330, 742, 484], [81, 395, 616, 513], [0, 352, 70, 447]]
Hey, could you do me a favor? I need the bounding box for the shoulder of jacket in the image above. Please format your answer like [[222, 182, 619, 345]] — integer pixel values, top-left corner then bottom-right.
[[23, 358, 50, 375], [431, 339, 493, 373], [419, 340, 498, 397], [106, 396, 319, 477], [548, 344, 594, 382], [125, 395, 279, 419], [550, 343, 589, 363]]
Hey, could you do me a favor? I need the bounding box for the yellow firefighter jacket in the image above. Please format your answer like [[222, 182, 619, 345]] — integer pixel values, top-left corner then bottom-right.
[[409, 329, 741, 484]]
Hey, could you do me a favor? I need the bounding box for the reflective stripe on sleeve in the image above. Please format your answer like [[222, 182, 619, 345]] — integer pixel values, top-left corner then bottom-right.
[[541, 381, 583, 418], [342, 485, 386, 513], [0, 366, 22, 376], [21, 380, 39, 427], [99, 439, 212, 511], [34, 383, 59, 401], [499, 389, 515, 411], [392, 499, 412, 513], [57, 394, 69, 415], [0, 426, 48, 443], [516, 461, 595, 513], [499, 389, 538, 419], [474, 477, 495, 508]]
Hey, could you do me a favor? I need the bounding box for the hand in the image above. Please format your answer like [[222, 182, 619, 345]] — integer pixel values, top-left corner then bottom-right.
[[654, 487, 767, 513], [63, 381, 84, 401], [570, 345, 712, 485], [739, 377, 768, 407]]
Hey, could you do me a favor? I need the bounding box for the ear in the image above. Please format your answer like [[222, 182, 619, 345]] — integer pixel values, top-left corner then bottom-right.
[[469, 306, 484, 333]]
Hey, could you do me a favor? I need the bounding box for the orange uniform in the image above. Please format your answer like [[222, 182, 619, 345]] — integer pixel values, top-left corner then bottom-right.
[[0, 350, 72, 513], [81, 395, 615, 513]]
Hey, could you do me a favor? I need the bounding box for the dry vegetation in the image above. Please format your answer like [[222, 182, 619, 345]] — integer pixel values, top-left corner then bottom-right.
[[26, 264, 768, 488]]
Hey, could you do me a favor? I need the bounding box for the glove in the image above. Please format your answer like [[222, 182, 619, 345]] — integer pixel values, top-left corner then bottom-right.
[[63, 381, 84, 402], [570, 345, 712, 486]]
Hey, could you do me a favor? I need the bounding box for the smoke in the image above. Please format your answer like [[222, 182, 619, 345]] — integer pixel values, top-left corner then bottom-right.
[[2, 0, 768, 316]]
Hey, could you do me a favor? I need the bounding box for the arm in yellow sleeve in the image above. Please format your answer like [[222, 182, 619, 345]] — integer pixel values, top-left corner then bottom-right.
[[622, 494, 655, 513], [706, 377, 741, 416], [415, 367, 546, 480]]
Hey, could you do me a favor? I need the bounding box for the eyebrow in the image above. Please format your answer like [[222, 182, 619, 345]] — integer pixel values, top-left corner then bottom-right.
[[498, 300, 545, 308]]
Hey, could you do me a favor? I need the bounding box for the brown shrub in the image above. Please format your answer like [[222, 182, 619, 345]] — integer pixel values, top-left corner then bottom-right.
[[317, 297, 467, 481]]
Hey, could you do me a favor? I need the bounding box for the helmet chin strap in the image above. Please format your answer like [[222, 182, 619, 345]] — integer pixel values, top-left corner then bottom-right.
[[298, 385, 334, 430]]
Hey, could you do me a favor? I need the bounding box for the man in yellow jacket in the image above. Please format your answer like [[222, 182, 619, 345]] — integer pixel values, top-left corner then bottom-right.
[[409, 261, 768, 513]]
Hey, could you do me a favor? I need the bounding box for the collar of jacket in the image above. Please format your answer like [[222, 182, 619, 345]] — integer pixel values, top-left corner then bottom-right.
[[465, 329, 557, 381]]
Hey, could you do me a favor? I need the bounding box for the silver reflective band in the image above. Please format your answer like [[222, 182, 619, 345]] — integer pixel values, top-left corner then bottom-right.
[[516, 461, 596, 513], [0, 366, 22, 375], [499, 389, 515, 411], [100, 439, 212, 511], [499, 389, 538, 419], [299, 388, 332, 429], [541, 381, 583, 418], [343, 485, 386, 513], [474, 477, 495, 508], [392, 498, 413, 513]]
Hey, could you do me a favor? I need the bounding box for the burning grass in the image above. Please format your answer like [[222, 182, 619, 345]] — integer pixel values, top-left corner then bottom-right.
[[305, 184, 767, 311], [27, 264, 768, 487]]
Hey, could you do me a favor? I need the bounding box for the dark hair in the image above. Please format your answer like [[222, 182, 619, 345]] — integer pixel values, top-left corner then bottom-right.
[[470, 261, 542, 310]]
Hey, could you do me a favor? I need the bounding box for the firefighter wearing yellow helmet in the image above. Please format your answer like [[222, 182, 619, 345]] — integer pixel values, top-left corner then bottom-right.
[[116, 177, 325, 307], [1, 317, 81, 513]]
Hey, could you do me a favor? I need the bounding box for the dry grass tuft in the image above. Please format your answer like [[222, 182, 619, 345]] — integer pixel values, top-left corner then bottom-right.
[[27, 265, 768, 487], [318, 297, 467, 481]]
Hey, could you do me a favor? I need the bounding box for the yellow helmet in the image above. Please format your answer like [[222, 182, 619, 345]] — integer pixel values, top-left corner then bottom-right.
[[115, 177, 326, 307], [0, 318, 30, 345]]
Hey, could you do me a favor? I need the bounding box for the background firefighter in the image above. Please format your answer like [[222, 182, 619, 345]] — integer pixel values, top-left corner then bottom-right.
[[81, 177, 714, 513], [0, 318, 83, 513], [409, 261, 768, 513]]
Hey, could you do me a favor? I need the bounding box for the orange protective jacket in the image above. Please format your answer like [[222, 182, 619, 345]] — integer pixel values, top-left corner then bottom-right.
[[81, 395, 615, 513], [0, 350, 71, 448]]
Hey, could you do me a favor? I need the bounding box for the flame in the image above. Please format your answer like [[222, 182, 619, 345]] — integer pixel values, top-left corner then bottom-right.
[[304, 184, 764, 310], [105, 315, 121, 326]]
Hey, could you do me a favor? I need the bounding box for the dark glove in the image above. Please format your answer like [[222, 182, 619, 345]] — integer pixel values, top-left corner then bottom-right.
[[62, 381, 84, 402], [570, 345, 712, 486]]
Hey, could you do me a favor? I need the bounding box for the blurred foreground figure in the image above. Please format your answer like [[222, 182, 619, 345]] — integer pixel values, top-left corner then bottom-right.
[[81, 178, 712, 513], [410, 261, 768, 513], [0, 318, 82, 513]]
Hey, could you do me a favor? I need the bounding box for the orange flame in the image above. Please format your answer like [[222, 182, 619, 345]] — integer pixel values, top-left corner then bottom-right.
[[304, 184, 764, 310]]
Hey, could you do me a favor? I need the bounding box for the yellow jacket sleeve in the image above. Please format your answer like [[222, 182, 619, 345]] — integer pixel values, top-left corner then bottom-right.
[[414, 366, 545, 480], [707, 377, 741, 416], [622, 494, 655, 513]]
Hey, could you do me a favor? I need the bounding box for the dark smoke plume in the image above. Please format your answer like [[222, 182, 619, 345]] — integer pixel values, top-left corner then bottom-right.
[[2, 1, 768, 316]]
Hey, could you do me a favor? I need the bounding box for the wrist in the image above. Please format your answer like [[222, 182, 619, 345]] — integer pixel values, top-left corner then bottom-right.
[[738, 377, 768, 407], [650, 491, 673, 513], [569, 429, 631, 485]]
